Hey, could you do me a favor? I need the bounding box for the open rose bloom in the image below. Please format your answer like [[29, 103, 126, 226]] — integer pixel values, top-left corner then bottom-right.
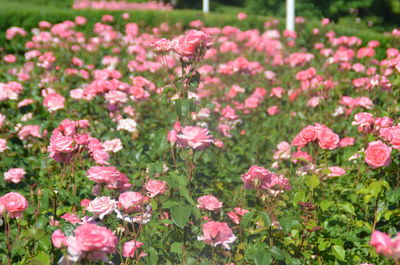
[[59, 223, 118, 263], [198, 221, 237, 249]]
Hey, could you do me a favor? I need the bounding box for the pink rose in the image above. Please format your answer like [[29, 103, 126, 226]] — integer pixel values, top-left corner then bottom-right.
[[0, 192, 28, 218], [4, 168, 26, 184], [365, 140, 392, 168], [370, 231, 393, 256], [338, 137, 355, 148], [145, 180, 167, 197], [86, 166, 121, 184], [176, 126, 214, 150], [317, 127, 339, 150], [87, 196, 117, 219], [237, 12, 248, 20], [267, 105, 280, 115], [327, 166, 346, 177], [52, 229, 67, 249], [61, 213, 81, 224], [0, 138, 7, 152], [273, 141, 291, 160], [197, 195, 223, 211], [103, 139, 123, 153], [118, 191, 148, 213], [123, 240, 144, 257], [153, 38, 172, 52], [291, 151, 313, 164], [43, 93, 65, 112], [67, 224, 118, 260], [172, 30, 212, 58], [352, 112, 374, 126], [197, 221, 236, 249]]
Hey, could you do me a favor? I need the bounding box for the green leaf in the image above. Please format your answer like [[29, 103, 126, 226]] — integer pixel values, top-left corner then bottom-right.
[[171, 204, 192, 228], [254, 249, 272, 265], [331, 245, 346, 261], [293, 190, 306, 206], [240, 211, 255, 228], [320, 200, 334, 211], [279, 216, 300, 233], [305, 175, 320, 189], [259, 212, 271, 228], [270, 246, 284, 260], [338, 202, 355, 215], [29, 251, 50, 265], [170, 242, 183, 255]]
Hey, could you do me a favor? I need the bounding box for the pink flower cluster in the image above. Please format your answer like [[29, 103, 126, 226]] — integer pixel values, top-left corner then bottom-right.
[[87, 166, 132, 191], [73, 0, 172, 10], [291, 123, 340, 150], [198, 221, 236, 249], [241, 165, 291, 194], [48, 119, 110, 164]]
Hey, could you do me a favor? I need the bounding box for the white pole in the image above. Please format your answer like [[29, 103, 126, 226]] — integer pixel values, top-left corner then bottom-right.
[[203, 0, 209, 13], [286, 0, 295, 31]]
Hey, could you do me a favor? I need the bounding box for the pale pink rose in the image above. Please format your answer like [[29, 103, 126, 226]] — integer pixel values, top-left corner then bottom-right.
[[176, 126, 214, 150], [327, 166, 346, 177], [167, 129, 178, 143], [4, 168, 26, 184], [338, 137, 355, 148], [198, 221, 236, 249], [370, 231, 393, 256], [291, 151, 313, 164], [3, 54, 16, 63], [117, 118, 137, 133], [269, 87, 284, 98], [267, 105, 280, 115], [321, 18, 330, 26], [145, 180, 167, 197], [227, 207, 250, 224], [17, 125, 41, 140], [273, 141, 291, 160], [352, 112, 374, 126], [52, 229, 67, 248], [17, 99, 34, 108], [0, 138, 7, 152], [0, 192, 28, 218], [67, 224, 118, 260], [374, 117, 393, 129], [75, 16, 87, 25], [237, 12, 247, 20], [118, 191, 148, 213], [317, 127, 339, 150], [197, 195, 223, 211], [43, 93, 65, 112], [86, 166, 120, 184], [123, 240, 144, 257], [153, 38, 172, 52], [87, 196, 117, 219], [103, 139, 123, 153], [365, 140, 392, 168], [307, 97, 320, 108], [214, 139, 224, 148]]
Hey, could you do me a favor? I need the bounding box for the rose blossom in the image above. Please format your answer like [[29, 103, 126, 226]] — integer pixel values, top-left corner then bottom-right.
[[145, 180, 167, 197], [317, 127, 340, 150], [327, 166, 346, 177], [87, 196, 117, 219], [118, 191, 148, 213], [370, 231, 393, 256], [43, 92, 65, 112], [198, 221, 237, 249], [52, 229, 67, 248], [4, 168, 26, 184], [172, 30, 212, 59], [123, 240, 144, 257], [0, 138, 7, 152], [176, 126, 214, 150], [103, 139, 123, 153], [66, 223, 118, 262], [197, 195, 223, 211], [0, 192, 28, 218], [365, 140, 392, 168]]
